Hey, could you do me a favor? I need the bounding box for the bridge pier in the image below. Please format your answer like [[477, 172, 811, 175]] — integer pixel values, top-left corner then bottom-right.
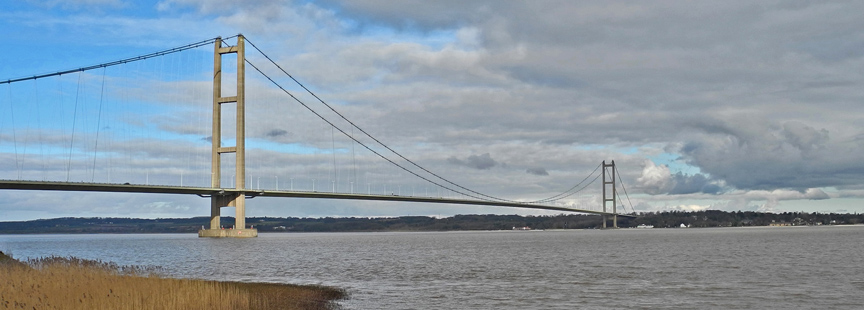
[[199, 229, 257, 238], [199, 192, 257, 238]]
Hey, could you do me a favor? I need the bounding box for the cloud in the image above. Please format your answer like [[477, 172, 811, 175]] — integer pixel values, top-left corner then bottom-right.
[[141, 201, 191, 212], [636, 160, 673, 195], [630, 187, 841, 214], [803, 188, 830, 200], [635, 160, 723, 195], [27, 0, 127, 10], [447, 153, 497, 170], [677, 118, 864, 191], [669, 172, 723, 195], [265, 129, 289, 138], [526, 167, 548, 176], [781, 121, 829, 152], [670, 204, 711, 212]]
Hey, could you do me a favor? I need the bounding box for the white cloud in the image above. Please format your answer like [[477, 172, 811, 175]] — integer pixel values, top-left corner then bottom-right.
[[636, 160, 673, 195], [671, 204, 711, 212]]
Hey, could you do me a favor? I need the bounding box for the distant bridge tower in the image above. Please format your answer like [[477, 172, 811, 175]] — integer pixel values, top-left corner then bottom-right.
[[199, 35, 258, 238], [601, 160, 617, 228]]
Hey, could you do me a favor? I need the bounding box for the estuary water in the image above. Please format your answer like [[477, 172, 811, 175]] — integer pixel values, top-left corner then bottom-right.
[[2, 226, 863, 309]]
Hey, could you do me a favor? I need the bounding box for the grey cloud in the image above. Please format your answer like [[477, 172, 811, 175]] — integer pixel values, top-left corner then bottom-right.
[[781, 121, 828, 152], [447, 153, 497, 170], [526, 167, 548, 176], [317, 0, 491, 31], [678, 118, 864, 191], [225, 1, 864, 155], [669, 172, 722, 195], [265, 129, 289, 138]]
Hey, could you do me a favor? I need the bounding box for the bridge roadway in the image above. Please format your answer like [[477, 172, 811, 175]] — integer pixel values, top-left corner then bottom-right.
[[0, 180, 634, 217]]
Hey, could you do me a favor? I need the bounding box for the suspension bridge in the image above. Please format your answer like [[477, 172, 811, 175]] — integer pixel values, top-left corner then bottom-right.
[[0, 35, 635, 237]]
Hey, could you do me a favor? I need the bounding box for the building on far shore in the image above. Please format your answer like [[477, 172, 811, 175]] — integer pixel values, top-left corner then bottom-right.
[[769, 220, 791, 227]]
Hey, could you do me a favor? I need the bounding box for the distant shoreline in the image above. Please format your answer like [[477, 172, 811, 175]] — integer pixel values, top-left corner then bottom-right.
[[2, 223, 863, 236], [1, 211, 862, 234]]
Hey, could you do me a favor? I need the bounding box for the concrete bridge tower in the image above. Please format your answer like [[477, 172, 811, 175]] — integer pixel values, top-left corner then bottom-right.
[[602, 160, 618, 229], [199, 35, 258, 238]]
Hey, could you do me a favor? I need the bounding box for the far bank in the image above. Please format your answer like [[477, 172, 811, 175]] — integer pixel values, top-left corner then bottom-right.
[[1, 211, 862, 234]]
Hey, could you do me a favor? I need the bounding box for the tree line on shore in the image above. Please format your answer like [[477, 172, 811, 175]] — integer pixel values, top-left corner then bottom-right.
[[1, 210, 862, 234]]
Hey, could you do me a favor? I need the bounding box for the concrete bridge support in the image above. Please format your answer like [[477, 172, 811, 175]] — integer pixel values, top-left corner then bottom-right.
[[601, 160, 618, 229], [198, 34, 257, 238]]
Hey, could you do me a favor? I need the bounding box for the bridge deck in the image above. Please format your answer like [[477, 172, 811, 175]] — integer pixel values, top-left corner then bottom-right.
[[0, 180, 635, 217]]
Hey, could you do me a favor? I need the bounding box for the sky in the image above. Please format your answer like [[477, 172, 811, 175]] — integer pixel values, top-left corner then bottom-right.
[[1, 0, 864, 221]]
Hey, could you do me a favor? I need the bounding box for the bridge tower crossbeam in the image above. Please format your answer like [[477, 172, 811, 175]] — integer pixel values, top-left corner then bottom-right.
[[199, 35, 257, 238]]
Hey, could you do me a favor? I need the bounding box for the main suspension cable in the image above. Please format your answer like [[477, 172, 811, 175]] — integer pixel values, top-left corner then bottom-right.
[[548, 171, 602, 203], [1, 37, 229, 85], [243, 57, 498, 202], [530, 163, 602, 204], [244, 37, 602, 205], [243, 37, 519, 203]]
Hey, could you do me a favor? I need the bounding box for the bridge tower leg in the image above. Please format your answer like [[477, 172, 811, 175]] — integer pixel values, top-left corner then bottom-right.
[[601, 160, 617, 229], [199, 35, 257, 238]]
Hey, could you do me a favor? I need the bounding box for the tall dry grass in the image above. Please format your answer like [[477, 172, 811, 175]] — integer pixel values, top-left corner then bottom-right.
[[0, 252, 344, 310]]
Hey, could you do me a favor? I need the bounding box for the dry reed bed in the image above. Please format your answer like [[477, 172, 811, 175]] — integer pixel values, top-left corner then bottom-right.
[[0, 252, 344, 310]]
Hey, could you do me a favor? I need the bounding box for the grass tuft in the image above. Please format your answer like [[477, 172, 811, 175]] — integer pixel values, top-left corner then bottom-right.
[[0, 251, 345, 310]]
